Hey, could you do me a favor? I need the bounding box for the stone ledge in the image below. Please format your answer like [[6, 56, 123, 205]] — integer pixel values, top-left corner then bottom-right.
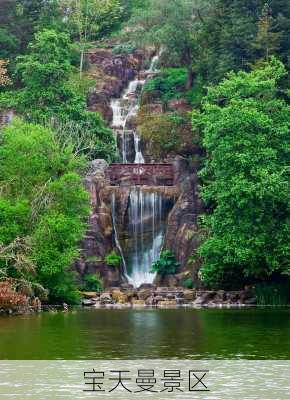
[[81, 287, 257, 308]]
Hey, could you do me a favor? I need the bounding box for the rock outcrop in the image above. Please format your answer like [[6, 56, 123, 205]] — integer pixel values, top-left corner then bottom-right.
[[86, 48, 151, 122], [75, 160, 127, 288], [153, 157, 203, 287]]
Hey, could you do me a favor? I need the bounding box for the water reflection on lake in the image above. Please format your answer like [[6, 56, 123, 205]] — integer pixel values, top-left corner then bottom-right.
[[0, 308, 289, 359]]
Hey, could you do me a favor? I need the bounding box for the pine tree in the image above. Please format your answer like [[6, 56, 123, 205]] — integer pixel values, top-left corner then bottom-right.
[[253, 2, 282, 62]]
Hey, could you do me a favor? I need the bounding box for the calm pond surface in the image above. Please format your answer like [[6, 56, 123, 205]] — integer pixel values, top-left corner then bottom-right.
[[0, 308, 290, 360]]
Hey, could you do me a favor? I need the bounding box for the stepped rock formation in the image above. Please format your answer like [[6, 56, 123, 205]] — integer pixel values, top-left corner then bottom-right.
[[86, 48, 153, 122], [77, 49, 203, 289]]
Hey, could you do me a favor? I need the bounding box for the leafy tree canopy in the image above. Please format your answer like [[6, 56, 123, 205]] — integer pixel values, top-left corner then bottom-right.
[[0, 119, 90, 303], [193, 58, 290, 288]]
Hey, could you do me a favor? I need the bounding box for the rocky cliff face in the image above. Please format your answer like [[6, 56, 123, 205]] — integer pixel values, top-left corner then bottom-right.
[[77, 157, 203, 288], [158, 157, 203, 287], [76, 159, 181, 288], [86, 48, 152, 122], [75, 160, 127, 288]]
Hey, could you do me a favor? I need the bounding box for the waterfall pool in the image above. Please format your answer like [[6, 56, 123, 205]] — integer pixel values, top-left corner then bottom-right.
[[0, 307, 290, 359]]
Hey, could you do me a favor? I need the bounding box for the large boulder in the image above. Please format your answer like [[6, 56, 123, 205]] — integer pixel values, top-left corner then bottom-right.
[[138, 289, 152, 301]]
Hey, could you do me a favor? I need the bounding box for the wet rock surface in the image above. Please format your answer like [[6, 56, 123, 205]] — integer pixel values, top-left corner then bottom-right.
[[86, 48, 150, 122]]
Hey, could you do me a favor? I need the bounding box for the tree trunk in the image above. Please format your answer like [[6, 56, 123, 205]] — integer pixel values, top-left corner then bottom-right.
[[79, 48, 84, 79], [186, 67, 194, 90]]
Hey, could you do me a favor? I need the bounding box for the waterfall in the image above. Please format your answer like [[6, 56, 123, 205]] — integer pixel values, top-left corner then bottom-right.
[[134, 132, 145, 164], [110, 51, 160, 163], [110, 79, 143, 162], [126, 188, 165, 287], [111, 191, 127, 275], [148, 54, 160, 73], [110, 52, 168, 288]]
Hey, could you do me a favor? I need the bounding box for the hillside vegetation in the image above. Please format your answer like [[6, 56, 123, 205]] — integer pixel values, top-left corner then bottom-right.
[[0, 0, 289, 303]]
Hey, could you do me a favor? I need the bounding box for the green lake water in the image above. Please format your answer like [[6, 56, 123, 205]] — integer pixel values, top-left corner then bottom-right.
[[0, 308, 289, 360]]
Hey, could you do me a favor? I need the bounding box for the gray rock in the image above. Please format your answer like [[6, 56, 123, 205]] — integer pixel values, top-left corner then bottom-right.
[[82, 299, 96, 307], [88, 159, 108, 177]]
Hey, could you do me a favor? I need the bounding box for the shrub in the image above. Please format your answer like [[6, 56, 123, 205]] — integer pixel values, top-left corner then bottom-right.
[[105, 251, 122, 267], [150, 251, 180, 276], [143, 68, 187, 102], [112, 43, 136, 55], [0, 281, 29, 311], [138, 110, 192, 158], [182, 278, 194, 289], [82, 274, 103, 292]]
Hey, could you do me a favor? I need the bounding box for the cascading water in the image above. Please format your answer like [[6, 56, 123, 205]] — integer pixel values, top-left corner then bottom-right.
[[125, 188, 166, 287], [110, 53, 160, 163], [110, 53, 168, 287], [111, 191, 127, 275]]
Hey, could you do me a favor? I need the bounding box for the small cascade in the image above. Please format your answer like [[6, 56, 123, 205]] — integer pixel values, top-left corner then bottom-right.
[[110, 51, 160, 163], [134, 132, 145, 164], [148, 54, 160, 73], [110, 79, 142, 162]]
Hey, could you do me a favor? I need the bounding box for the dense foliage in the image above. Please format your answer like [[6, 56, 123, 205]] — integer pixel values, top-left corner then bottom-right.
[[81, 273, 103, 292], [143, 68, 188, 102], [0, 119, 90, 303], [151, 251, 180, 276], [193, 59, 289, 289], [138, 110, 192, 158], [128, 0, 290, 87], [0, 29, 116, 163], [0, 0, 289, 299]]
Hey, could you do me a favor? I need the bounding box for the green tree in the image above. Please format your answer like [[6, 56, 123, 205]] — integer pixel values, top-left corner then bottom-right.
[[0, 199, 29, 244], [0, 119, 90, 303], [64, 0, 123, 76], [0, 0, 63, 64], [2, 29, 116, 162], [128, 0, 208, 89], [253, 2, 282, 62], [16, 29, 73, 116], [193, 58, 290, 288]]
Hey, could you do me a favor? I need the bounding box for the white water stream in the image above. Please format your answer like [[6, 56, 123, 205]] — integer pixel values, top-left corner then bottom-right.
[[110, 54, 167, 287], [110, 54, 160, 163]]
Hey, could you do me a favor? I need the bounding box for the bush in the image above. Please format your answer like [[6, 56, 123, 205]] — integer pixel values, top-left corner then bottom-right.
[[81, 274, 103, 292], [150, 251, 180, 276], [0, 281, 29, 311], [182, 278, 194, 289], [138, 110, 192, 158], [143, 68, 187, 102], [105, 251, 122, 267], [112, 43, 136, 55]]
